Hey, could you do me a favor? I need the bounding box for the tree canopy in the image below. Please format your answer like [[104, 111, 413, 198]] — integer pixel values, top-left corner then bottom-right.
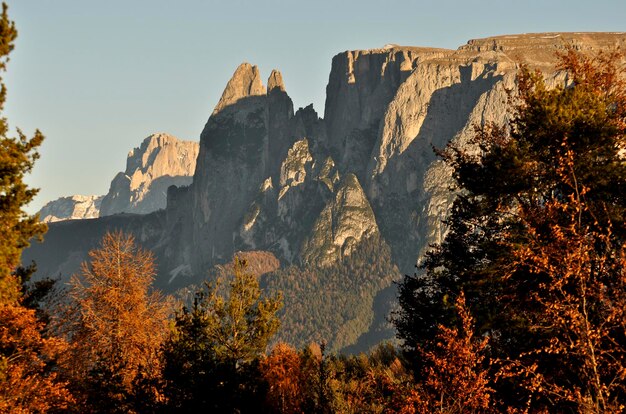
[[56, 231, 170, 412], [0, 2, 46, 305], [394, 50, 626, 411], [162, 256, 282, 412]]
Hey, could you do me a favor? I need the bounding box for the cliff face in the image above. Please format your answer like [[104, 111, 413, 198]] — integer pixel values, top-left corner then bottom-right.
[[187, 62, 377, 274], [100, 133, 199, 216], [24, 32, 626, 351], [31, 32, 626, 276], [300, 173, 379, 267], [40, 133, 199, 222], [38, 195, 103, 222]]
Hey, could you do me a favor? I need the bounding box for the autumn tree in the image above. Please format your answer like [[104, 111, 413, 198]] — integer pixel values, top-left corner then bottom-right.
[[395, 50, 626, 410], [0, 2, 75, 411], [162, 256, 282, 412], [393, 293, 496, 414], [260, 342, 305, 414], [496, 154, 626, 412], [0, 302, 74, 412], [56, 231, 170, 412]]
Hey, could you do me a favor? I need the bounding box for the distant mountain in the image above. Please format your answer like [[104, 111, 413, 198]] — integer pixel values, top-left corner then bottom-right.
[[24, 32, 626, 352], [38, 133, 199, 221], [39, 195, 103, 223], [100, 133, 199, 216]]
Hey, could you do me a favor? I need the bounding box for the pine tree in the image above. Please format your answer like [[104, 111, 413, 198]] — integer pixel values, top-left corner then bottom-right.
[[394, 50, 626, 410], [0, 3, 74, 411], [0, 2, 46, 305], [162, 256, 282, 412]]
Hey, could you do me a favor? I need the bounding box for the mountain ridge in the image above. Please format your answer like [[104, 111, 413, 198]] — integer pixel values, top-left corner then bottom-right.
[[24, 32, 626, 352]]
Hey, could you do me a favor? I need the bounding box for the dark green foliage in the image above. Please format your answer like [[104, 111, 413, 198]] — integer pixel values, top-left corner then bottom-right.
[[264, 234, 400, 352], [162, 257, 282, 413], [0, 2, 46, 304], [394, 51, 626, 409]]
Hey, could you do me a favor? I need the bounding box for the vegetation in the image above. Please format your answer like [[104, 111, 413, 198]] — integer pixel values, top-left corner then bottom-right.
[[0, 3, 73, 411], [2, 1, 625, 409], [265, 234, 400, 351], [395, 50, 626, 411], [55, 231, 170, 412], [161, 256, 282, 412], [0, 2, 46, 304]]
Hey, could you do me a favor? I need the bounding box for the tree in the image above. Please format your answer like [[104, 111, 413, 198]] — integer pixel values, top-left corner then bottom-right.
[[57, 231, 170, 412], [0, 302, 74, 412], [162, 256, 282, 412], [394, 50, 626, 411], [496, 157, 626, 412], [406, 294, 496, 414], [260, 342, 305, 414], [0, 1, 46, 305], [0, 3, 74, 411]]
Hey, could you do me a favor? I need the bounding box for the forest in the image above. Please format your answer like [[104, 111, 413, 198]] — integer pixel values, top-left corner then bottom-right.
[[1, 3, 626, 413]]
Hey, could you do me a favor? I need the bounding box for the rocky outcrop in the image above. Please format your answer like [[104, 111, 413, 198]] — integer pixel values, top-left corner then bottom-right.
[[190, 63, 271, 270], [32, 32, 626, 276], [324, 46, 451, 182], [99, 133, 199, 216], [301, 174, 379, 267], [23, 32, 626, 352], [38, 195, 103, 222]]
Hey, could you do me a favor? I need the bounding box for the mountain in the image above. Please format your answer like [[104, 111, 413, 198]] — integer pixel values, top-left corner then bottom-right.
[[100, 133, 199, 216], [38, 195, 103, 223], [38, 133, 199, 221], [24, 32, 626, 352]]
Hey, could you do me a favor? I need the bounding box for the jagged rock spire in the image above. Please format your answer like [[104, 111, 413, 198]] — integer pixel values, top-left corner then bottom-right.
[[213, 63, 266, 115], [267, 69, 286, 92]]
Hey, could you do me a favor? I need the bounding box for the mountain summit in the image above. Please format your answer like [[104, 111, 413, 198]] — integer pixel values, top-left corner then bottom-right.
[[25, 32, 626, 352]]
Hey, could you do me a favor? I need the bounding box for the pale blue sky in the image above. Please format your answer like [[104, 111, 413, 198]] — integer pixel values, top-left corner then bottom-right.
[[5, 0, 625, 213]]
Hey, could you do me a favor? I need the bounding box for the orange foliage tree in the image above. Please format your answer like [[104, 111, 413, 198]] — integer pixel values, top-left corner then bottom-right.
[[391, 294, 496, 414], [396, 49, 626, 411], [56, 231, 170, 410], [0, 2, 74, 411], [0, 304, 74, 412], [260, 342, 305, 414], [498, 151, 626, 413]]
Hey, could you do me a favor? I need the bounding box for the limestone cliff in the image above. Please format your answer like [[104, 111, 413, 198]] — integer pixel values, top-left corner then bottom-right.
[[363, 32, 626, 269], [301, 173, 379, 267], [190, 63, 271, 270], [23, 32, 626, 353], [38, 195, 103, 222], [100, 133, 199, 216]]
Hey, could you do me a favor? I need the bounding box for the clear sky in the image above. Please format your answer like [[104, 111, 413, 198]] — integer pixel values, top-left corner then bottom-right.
[[5, 0, 625, 213]]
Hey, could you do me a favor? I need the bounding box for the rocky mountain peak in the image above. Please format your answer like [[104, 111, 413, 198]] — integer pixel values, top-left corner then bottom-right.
[[300, 173, 379, 267], [38, 195, 103, 223], [267, 69, 286, 92], [100, 133, 199, 216], [213, 62, 266, 115]]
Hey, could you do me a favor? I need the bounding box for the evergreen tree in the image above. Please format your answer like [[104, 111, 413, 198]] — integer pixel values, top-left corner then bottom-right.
[[162, 256, 282, 413], [0, 2, 46, 305], [0, 3, 74, 411], [394, 50, 626, 410]]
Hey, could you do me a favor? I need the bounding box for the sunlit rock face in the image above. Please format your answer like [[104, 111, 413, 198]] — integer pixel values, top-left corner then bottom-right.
[[40, 133, 198, 225], [301, 173, 379, 268], [28, 32, 626, 278], [362, 33, 626, 270], [38, 195, 103, 222], [24, 32, 626, 353], [99, 133, 199, 216]]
